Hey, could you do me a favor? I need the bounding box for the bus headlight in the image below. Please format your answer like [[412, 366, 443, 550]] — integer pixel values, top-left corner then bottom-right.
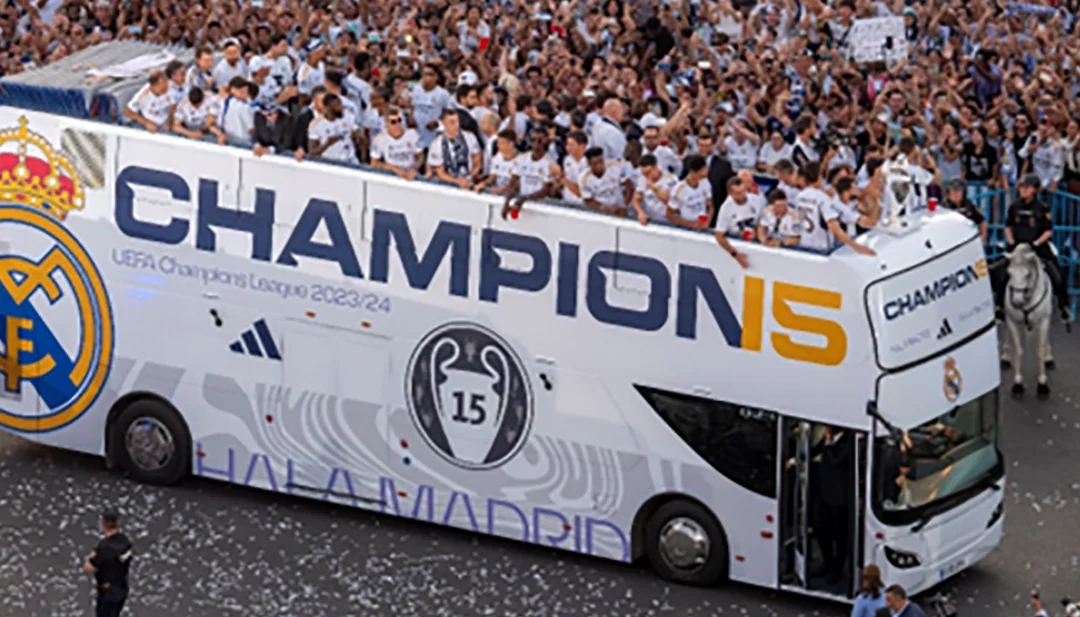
[[884, 546, 922, 569], [987, 501, 1004, 528]]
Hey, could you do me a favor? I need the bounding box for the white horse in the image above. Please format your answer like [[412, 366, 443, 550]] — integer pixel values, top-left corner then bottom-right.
[[1001, 243, 1054, 399]]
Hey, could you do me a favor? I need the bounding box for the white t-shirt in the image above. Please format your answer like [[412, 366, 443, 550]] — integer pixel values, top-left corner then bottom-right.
[[372, 129, 420, 171], [410, 85, 451, 147], [669, 178, 713, 221], [579, 164, 629, 207], [212, 58, 250, 89], [635, 172, 677, 220], [791, 187, 835, 251], [724, 136, 757, 170], [515, 154, 556, 197], [828, 196, 863, 236], [309, 112, 358, 164], [269, 55, 295, 87], [758, 205, 805, 242], [488, 151, 518, 189], [714, 193, 766, 235], [173, 98, 211, 132], [562, 155, 590, 204], [758, 142, 793, 169], [642, 145, 682, 176], [427, 131, 481, 173], [127, 84, 172, 128], [295, 61, 326, 96]]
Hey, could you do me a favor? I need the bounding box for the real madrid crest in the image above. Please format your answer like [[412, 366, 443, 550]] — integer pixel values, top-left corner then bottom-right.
[[404, 322, 534, 470], [943, 357, 962, 403]]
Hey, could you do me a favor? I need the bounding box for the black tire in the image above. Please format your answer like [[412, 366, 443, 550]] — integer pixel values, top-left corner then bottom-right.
[[644, 499, 728, 586], [109, 398, 190, 485]]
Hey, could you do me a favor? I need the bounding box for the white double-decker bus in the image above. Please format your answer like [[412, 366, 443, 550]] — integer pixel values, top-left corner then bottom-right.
[[0, 107, 1002, 601]]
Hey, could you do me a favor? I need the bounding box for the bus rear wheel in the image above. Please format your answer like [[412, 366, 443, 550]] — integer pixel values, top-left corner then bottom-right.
[[644, 499, 728, 586], [109, 398, 190, 486]]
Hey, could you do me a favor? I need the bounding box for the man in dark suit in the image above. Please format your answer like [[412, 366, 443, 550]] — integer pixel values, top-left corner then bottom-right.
[[286, 86, 326, 161], [809, 425, 854, 586], [454, 83, 483, 146], [252, 103, 292, 157], [682, 129, 735, 227], [885, 585, 929, 617]]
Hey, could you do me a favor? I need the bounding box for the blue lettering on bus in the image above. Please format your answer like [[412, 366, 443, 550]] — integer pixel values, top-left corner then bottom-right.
[[115, 167, 742, 342], [196, 445, 629, 561]]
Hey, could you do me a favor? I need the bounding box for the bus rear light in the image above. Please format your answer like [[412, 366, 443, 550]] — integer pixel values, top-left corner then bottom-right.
[[760, 531, 773, 539]]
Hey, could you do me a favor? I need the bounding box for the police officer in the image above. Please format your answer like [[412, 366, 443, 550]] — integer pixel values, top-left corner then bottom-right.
[[1003, 174, 1070, 324], [943, 177, 987, 242], [82, 510, 134, 617]]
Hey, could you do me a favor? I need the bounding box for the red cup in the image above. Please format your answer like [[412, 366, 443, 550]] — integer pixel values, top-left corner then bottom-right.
[[928, 197, 937, 212], [510, 208, 520, 220], [479, 37, 490, 52], [698, 214, 708, 225], [742, 229, 753, 241]]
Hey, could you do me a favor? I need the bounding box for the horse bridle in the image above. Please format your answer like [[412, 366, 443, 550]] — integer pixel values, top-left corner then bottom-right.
[[1008, 262, 1049, 331]]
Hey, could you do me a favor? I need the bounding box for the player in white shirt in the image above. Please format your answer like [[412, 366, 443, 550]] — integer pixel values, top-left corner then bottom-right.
[[641, 126, 681, 176], [212, 40, 250, 89], [296, 40, 328, 97], [308, 93, 359, 165], [411, 65, 452, 148], [579, 147, 634, 216], [632, 154, 677, 225], [217, 77, 257, 146], [667, 154, 714, 231], [756, 189, 804, 248], [370, 107, 421, 180], [714, 175, 767, 238], [772, 160, 803, 202], [164, 60, 187, 106], [475, 129, 519, 195], [792, 162, 875, 255], [830, 176, 877, 237], [170, 87, 223, 142], [344, 52, 373, 111], [503, 131, 560, 218], [722, 120, 760, 171], [266, 34, 297, 89], [185, 47, 215, 94], [560, 130, 591, 206], [427, 109, 481, 189], [757, 131, 792, 172], [249, 56, 284, 111], [124, 70, 172, 133]]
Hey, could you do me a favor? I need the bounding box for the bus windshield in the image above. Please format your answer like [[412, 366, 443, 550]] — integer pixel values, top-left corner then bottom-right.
[[873, 390, 1002, 520]]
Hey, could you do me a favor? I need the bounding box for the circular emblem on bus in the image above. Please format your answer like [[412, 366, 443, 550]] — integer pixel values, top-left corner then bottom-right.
[[943, 357, 961, 403], [0, 117, 114, 433], [404, 321, 533, 470]]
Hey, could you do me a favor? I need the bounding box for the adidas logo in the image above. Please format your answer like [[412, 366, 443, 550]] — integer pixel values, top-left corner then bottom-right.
[[229, 319, 282, 360], [936, 318, 953, 340]]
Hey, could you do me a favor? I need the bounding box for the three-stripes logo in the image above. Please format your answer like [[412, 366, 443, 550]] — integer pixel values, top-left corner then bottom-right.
[[936, 318, 953, 341], [229, 319, 282, 361]]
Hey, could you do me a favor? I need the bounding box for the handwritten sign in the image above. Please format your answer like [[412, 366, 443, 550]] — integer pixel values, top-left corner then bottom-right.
[[848, 17, 907, 64]]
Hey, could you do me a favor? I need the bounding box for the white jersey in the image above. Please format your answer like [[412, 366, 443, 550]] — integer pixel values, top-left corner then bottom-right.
[[184, 66, 214, 93], [669, 178, 713, 221], [757, 205, 805, 242], [642, 145, 681, 176], [562, 155, 590, 205], [791, 187, 834, 251], [579, 164, 629, 207], [758, 142, 792, 169], [635, 173, 677, 221], [167, 82, 186, 106], [212, 59, 250, 89], [343, 73, 372, 110], [173, 98, 211, 132], [827, 196, 863, 236], [253, 78, 281, 111], [410, 85, 451, 148], [309, 112, 358, 164], [714, 193, 766, 235], [269, 55, 295, 87], [371, 129, 420, 171], [296, 61, 326, 96], [127, 84, 172, 128], [724, 136, 757, 170], [514, 154, 557, 197], [776, 181, 802, 203], [487, 152, 518, 189]]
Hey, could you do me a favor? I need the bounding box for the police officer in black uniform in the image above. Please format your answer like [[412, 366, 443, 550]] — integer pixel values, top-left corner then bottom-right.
[[83, 510, 134, 617], [1002, 174, 1070, 324]]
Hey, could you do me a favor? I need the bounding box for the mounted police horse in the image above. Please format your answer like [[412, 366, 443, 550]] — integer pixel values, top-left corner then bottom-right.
[[1001, 243, 1054, 399]]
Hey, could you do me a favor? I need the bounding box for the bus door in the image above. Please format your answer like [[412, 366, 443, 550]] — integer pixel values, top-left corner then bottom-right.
[[779, 420, 864, 599]]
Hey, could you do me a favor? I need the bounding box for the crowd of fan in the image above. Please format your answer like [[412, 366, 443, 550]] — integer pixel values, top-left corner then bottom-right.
[[6, 0, 1080, 260]]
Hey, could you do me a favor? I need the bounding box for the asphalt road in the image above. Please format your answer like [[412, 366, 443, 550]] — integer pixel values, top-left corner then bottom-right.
[[1, 325, 1078, 617]]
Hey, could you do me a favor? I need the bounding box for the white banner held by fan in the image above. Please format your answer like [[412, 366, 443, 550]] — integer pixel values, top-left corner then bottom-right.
[[848, 17, 907, 64]]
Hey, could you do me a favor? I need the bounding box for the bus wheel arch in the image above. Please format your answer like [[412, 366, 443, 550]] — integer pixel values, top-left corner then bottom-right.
[[633, 494, 729, 586], [105, 392, 192, 486]]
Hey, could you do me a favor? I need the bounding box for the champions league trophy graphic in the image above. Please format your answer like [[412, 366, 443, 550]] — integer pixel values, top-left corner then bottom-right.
[[407, 323, 533, 469]]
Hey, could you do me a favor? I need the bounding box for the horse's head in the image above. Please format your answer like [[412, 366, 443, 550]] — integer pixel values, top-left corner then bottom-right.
[[1007, 243, 1041, 294]]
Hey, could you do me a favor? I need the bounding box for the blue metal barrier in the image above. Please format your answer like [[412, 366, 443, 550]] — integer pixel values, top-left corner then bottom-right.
[[969, 185, 1080, 316]]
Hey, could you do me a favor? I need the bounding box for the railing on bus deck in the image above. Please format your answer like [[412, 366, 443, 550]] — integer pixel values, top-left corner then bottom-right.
[[966, 182, 1080, 316]]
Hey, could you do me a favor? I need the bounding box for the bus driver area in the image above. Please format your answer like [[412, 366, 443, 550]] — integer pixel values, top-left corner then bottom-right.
[[0, 107, 1015, 615]]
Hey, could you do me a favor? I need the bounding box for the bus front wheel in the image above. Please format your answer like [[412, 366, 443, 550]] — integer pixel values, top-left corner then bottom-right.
[[644, 499, 728, 586], [109, 398, 191, 486]]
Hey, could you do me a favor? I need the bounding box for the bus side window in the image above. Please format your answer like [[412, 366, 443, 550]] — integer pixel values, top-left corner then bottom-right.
[[635, 386, 779, 498]]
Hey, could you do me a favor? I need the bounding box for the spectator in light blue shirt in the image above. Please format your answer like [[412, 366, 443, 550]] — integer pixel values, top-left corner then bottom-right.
[[851, 564, 887, 617]]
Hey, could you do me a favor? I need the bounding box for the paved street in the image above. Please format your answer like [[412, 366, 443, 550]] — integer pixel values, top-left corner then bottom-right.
[[0, 325, 1078, 617]]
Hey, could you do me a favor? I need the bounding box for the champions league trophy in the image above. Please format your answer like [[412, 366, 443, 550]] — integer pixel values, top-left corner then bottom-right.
[[431, 335, 510, 466], [880, 154, 917, 233]]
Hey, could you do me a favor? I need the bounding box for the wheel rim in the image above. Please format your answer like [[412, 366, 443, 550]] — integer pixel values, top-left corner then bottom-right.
[[124, 417, 175, 472], [657, 516, 711, 572]]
